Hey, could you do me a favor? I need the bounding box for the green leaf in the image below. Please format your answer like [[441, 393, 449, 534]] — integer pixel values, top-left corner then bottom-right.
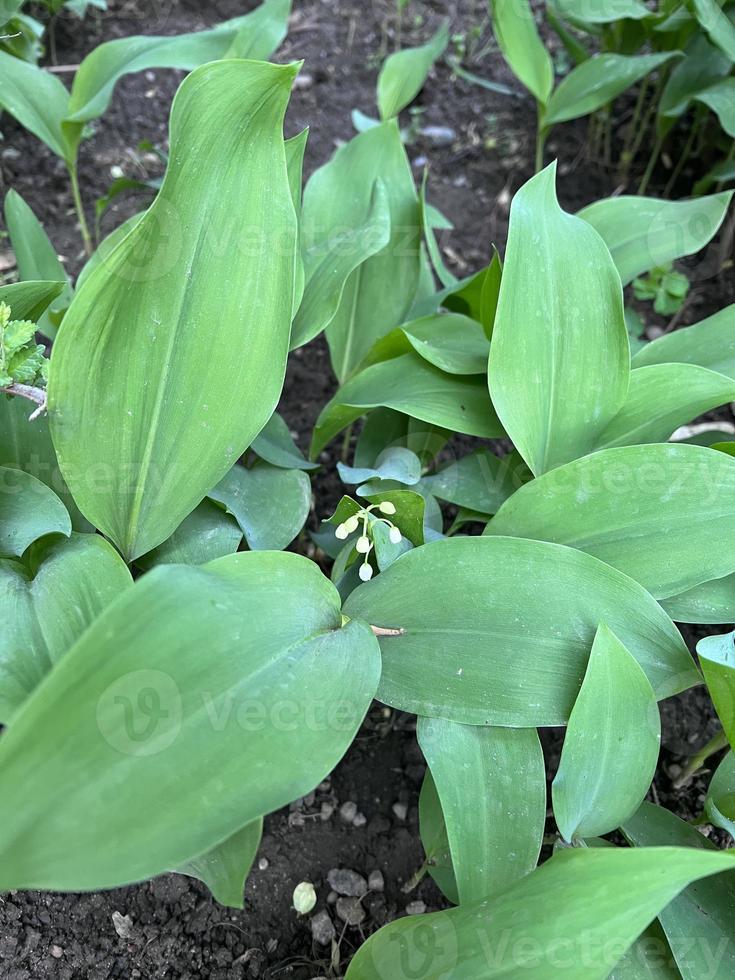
[[0, 281, 65, 323], [608, 920, 681, 979], [418, 718, 545, 903], [62, 0, 292, 158], [302, 121, 421, 381], [487, 444, 735, 599], [550, 0, 651, 24], [488, 163, 629, 476], [135, 499, 242, 571], [632, 304, 735, 379], [661, 573, 735, 625], [695, 77, 735, 138], [421, 448, 523, 515], [705, 751, 735, 838], [49, 60, 299, 561], [0, 51, 70, 160], [697, 630, 735, 749], [544, 53, 679, 127], [0, 532, 131, 722], [208, 462, 311, 552], [360, 312, 490, 375], [76, 212, 144, 292], [338, 446, 422, 486], [490, 0, 554, 104], [250, 412, 317, 471], [342, 537, 696, 727], [691, 0, 735, 61], [622, 802, 735, 979], [418, 771, 458, 905], [659, 35, 731, 121], [290, 179, 391, 349], [0, 466, 70, 558], [442, 251, 502, 340], [377, 20, 450, 120], [312, 352, 503, 457], [0, 551, 381, 890], [3, 190, 72, 339], [592, 365, 735, 451], [552, 624, 660, 841], [420, 176, 457, 289], [176, 817, 262, 909], [345, 845, 735, 980], [578, 192, 733, 285]]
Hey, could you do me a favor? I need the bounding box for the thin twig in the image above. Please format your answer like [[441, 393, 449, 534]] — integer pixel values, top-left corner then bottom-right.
[[1, 384, 47, 421], [46, 63, 80, 73], [370, 625, 406, 637]]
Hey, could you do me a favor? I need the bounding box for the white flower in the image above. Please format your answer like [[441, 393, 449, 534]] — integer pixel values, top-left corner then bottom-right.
[[378, 501, 396, 515], [356, 535, 371, 554], [359, 562, 374, 581], [389, 526, 402, 544], [293, 881, 317, 914], [344, 514, 360, 533], [335, 523, 349, 540]]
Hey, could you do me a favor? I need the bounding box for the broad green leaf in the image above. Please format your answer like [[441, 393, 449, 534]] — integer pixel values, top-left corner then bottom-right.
[[622, 802, 735, 979], [697, 631, 735, 749], [176, 817, 262, 909], [0, 392, 88, 530], [62, 1, 292, 157], [208, 462, 311, 552], [592, 365, 735, 451], [0, 281, 65, 323], [0, 551, 381, 890], [551, 0, 650, 23], [608, 920, 681, 980], [659, 35, 731, 121], [135, 499, 242, 571], [632, 304, 735, 379], [0, 466, 70, 558], [0, 532, 131, 721], [290, 180, 391, 349], [377, 20, 450, 120], [552, 624, 660, 841], [692, 0, 735, 61], [544, 53, 679, 126], [360, 312, 490, 375], [76, 212, 144, 291], [442, 251, 502, 340], [488, 164, 628, 476], [302, 121, 421, 381], [491, 0, 554, 104], [418, 771, 458, 904], [338, 446, 422, 486], [705, 751, 735, 838], [250, 412, 317, 471], [49, 61, 298, 561], [695, 78, 735, 137], [661, 573, 735, 625], [312, 352, 503, 457], [0, 51, 70, 160], [486, 444, 735, 599], [421, 448, 523, 514], [360, 488, 426, 547], [345, 845, 735, 980], [418, 718, 545, 903], [3, 190, 72, 338], [578, 192, 733, 285], [0, 0, 23, 23], [420, 176, 457, 289], [342, 536, 696, 727]]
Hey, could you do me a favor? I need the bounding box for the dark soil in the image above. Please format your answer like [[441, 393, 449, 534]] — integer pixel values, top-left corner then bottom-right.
[[1, 1, 733, 978]]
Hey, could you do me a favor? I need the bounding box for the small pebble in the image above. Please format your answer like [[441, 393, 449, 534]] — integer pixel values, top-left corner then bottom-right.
[[327, 868, 368, 897], [420, 125, 457, 146], [392, 802, 408, 822], [339, 801, 358, 823], [50, 946, 63, 959], [111, 911, 133, 939], [352, 812, 367, 828], [406, 901, 426, 916], [293, 881, 317, 915], [368, 870, 385, 893], [327, 890, 338, 905], [310, 909, 336, 946], [288, 811, 305, 828], [258, 857, 269, 871], [320, 802, 335, 822], [336, 896, 366, 926], [293, 73, 314, 90]]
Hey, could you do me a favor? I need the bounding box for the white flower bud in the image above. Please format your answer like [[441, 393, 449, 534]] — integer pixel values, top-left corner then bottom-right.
[[378, 501, 396, 515], [356, 535, 371, 554], [389, 526, 402, 544], [293, 881, 317, 915], [359, 562, 374, 582], [344, 514, 360, 533], [335, 523, 349, 540]]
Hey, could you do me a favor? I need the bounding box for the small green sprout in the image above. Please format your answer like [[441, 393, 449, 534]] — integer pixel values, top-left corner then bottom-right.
[[335, 500, 402, 581], [633, 265, 690, 316]]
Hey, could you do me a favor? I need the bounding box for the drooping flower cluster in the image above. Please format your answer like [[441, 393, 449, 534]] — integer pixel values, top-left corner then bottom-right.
[[335, 501, 402, 581]]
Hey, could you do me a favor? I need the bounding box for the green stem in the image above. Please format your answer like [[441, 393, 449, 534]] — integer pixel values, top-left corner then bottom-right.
[[638, 134, 664, 196], [664, 109, 702, 197], [620, 75, 650, 177], [716, 141, 735, 193], [673, 729, 729, 789], [69, 163, 93, 257], [535, 114, 547, 173], [340, 423, 353, 463]]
